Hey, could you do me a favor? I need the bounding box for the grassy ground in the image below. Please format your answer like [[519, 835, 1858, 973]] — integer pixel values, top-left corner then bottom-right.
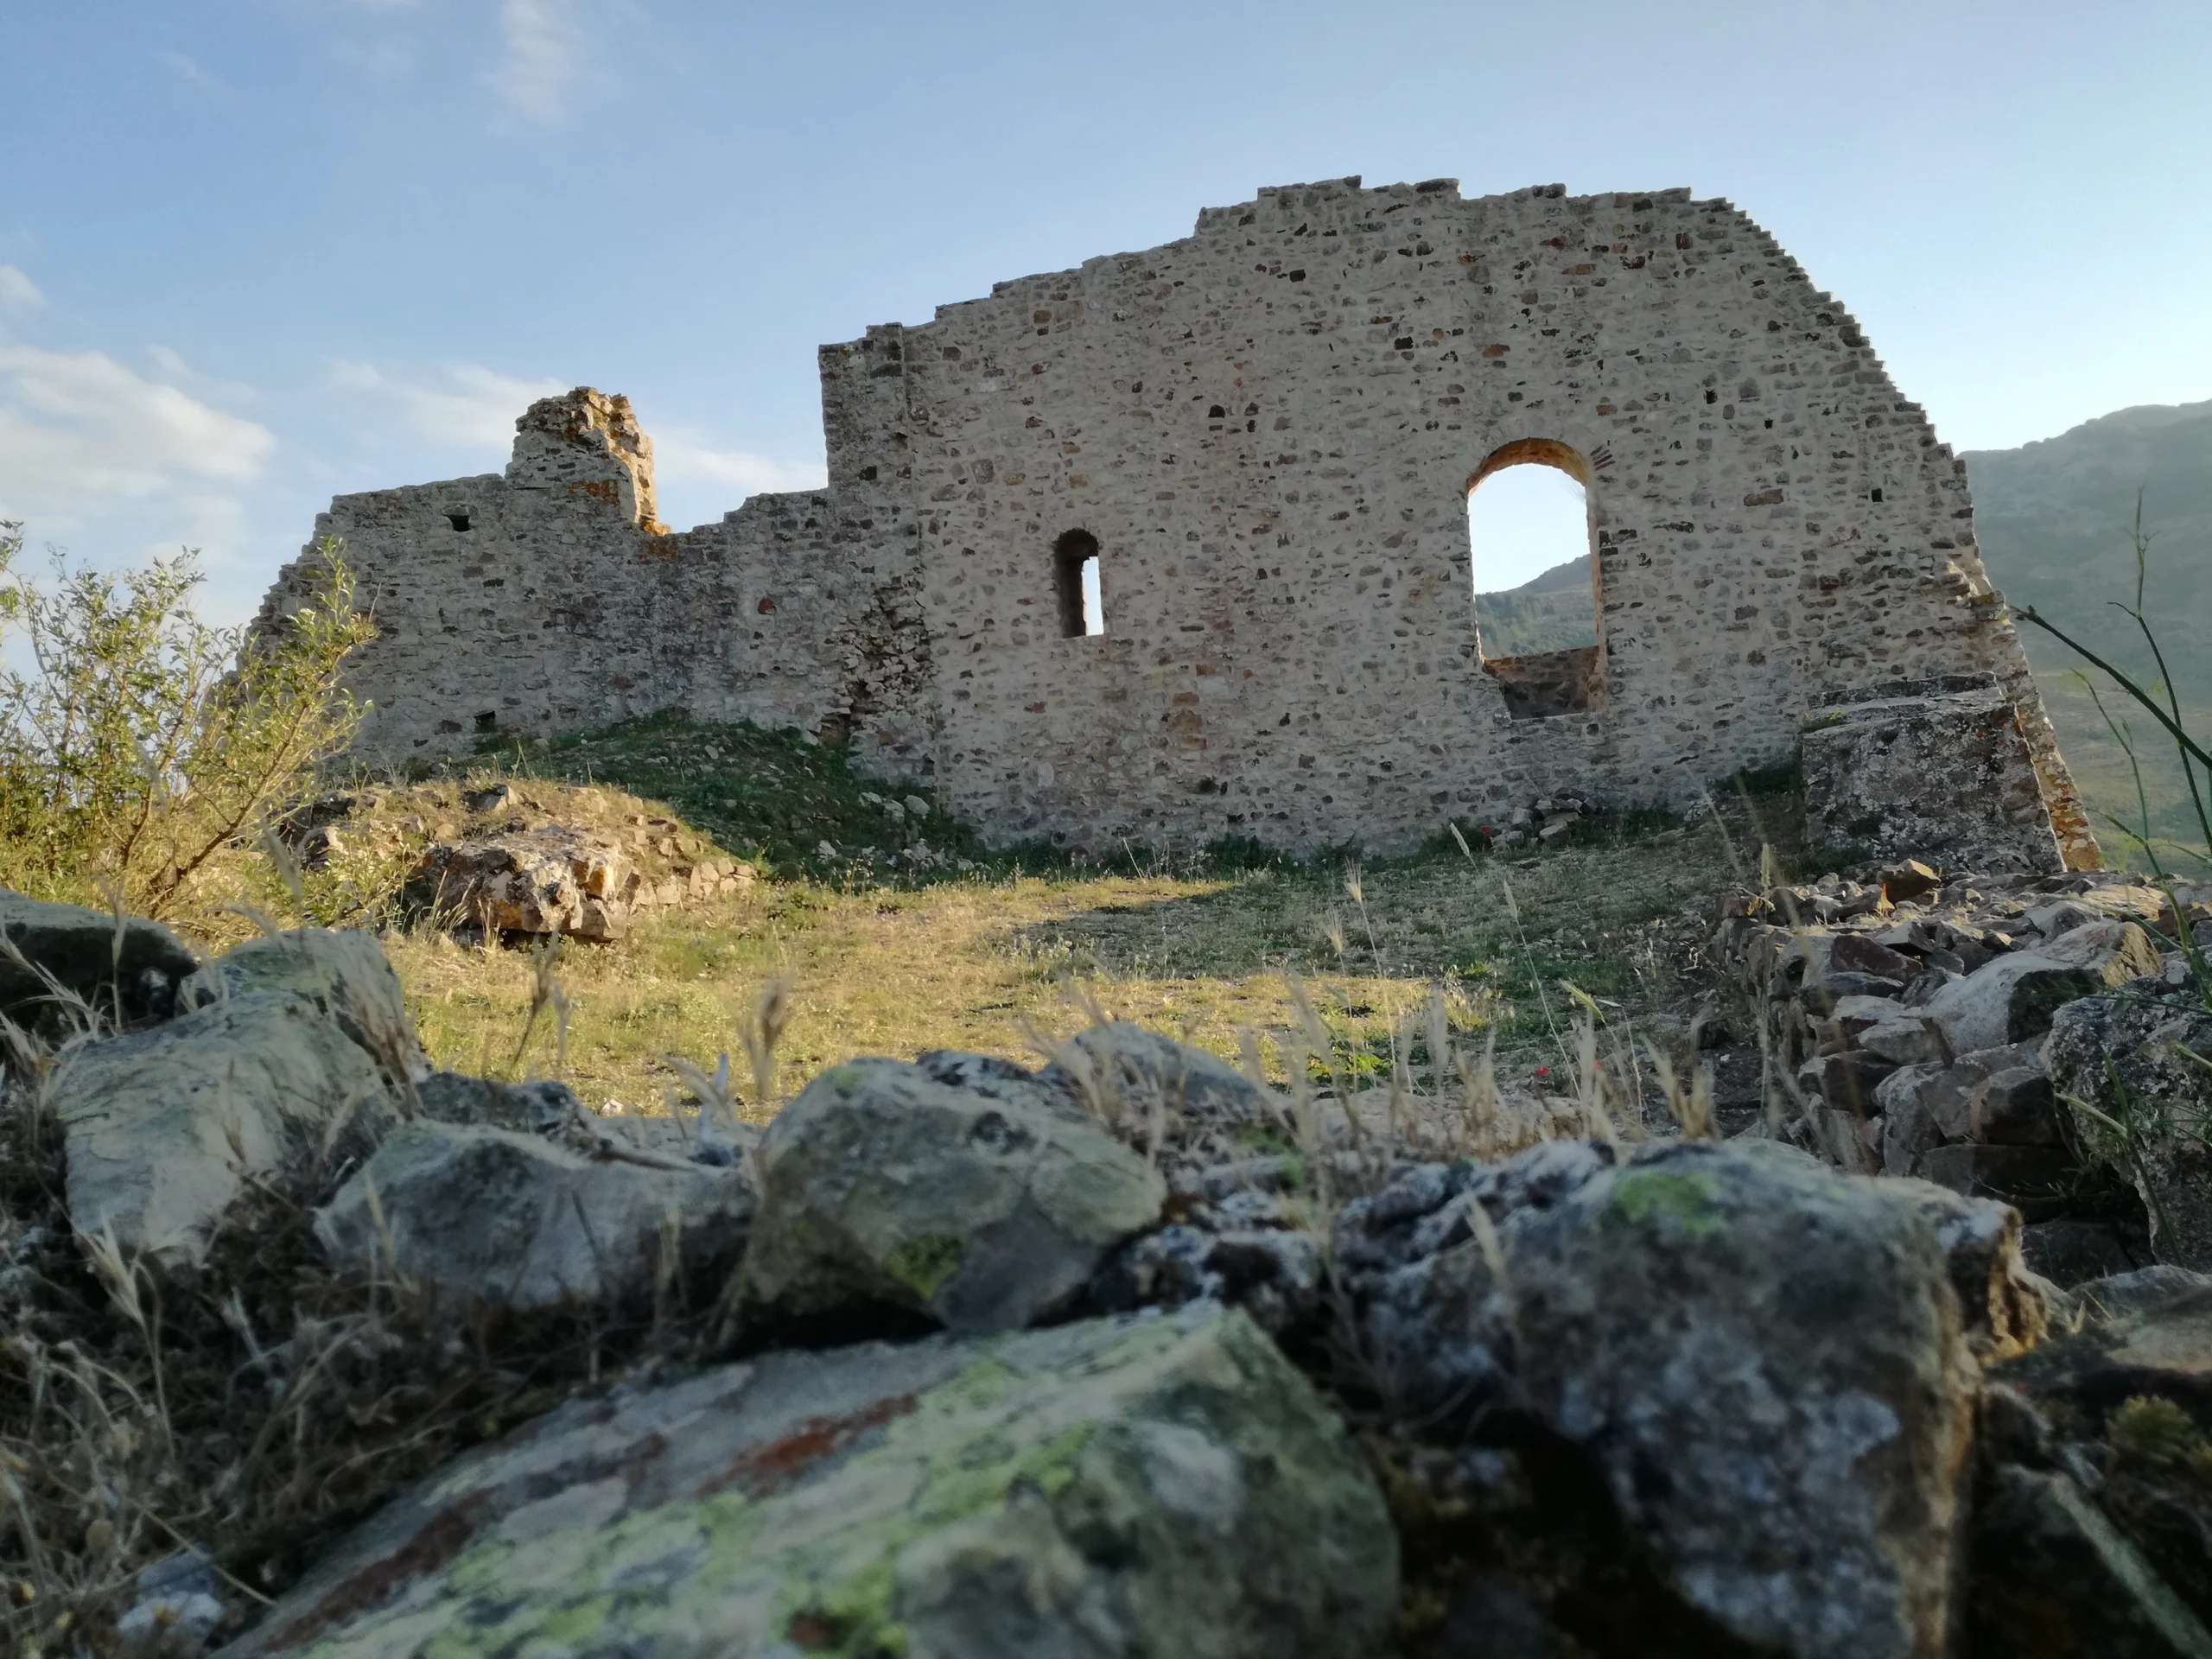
[[381, 806, 1755, 1119], [316, 712, 1802, 1120]]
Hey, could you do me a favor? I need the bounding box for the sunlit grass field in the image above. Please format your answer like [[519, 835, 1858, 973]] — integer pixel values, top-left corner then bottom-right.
[[381, 824, 1739, 1117]]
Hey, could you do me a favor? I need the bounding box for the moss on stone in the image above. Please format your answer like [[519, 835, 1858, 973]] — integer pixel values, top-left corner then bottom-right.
[[885, 1232, 967, 1301], [1605, 1167, 1726, 1237]]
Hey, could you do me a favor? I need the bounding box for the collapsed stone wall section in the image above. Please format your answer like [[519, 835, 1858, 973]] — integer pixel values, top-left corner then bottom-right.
[[267, 179, 2090, 863]]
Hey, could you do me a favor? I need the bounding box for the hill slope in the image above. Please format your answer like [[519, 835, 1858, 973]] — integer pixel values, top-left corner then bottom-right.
[[1966, 399, 2212, 864]]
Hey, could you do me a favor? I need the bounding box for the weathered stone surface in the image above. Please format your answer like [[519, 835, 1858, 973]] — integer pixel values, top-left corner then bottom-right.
[[2019, 1217, 2155, 1287], [316, 1122, 753, 1312], [1338, 1138, 2005, 1658], [262, 180, 2091, 867], [2038, 917, 2168, 983], [1802, 675, 2067, 873], [1090, 1158, 1325, 1336], [408, 824, 753, 942], [48, 991, 397, 1268], [1968, 1465, 2212, 1658], [742, 1056, 1166, 1334], [1917, 1143, 2082, 1222], [181, 928, 429, 1086], [1923, 951, 2101, 1053], [2046, 988, 2212, 1269], [1973, 1065, 2065, 1144], [215, 1305, 1397, 1659], [0, 887, 197, 1025], [413, 1071, 580, 1134], [1997, 1267, 2212, 1430]]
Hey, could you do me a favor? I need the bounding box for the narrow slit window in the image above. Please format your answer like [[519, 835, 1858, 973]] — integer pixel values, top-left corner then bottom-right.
[[1053, 530, 1105, 637]]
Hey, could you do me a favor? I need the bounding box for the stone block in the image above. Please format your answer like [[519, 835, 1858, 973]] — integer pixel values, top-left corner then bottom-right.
[[1803, 677, 2063, 873], [1916, 1143, 2080, 1221], [1809, 1049, 1899, 1117], [1970, 1065, 2065, 1146]]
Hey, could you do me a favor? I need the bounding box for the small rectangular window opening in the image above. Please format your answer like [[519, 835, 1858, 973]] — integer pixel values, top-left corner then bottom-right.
[[472, 710, 498, 733], [1052, 530, 1106, 637], [448, 511, 472, 532]]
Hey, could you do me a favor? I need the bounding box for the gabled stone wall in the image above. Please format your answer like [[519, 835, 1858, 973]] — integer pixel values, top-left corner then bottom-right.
[[262, 179, 2094, 865]]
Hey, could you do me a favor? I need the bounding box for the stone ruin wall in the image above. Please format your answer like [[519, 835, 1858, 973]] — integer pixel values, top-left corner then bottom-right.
[[257, 378, 936, 781], [260, 177, 2094, 866]]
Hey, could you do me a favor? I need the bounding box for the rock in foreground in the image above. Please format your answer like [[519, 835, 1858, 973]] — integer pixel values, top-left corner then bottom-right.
[[741, 1055, 1166, 1334], [0, 888, 198, 1025], [315, 1121, 754, 1311], [1341, 1138, 2010, 1659], [215, 1304, 1397, 1659], [48, 989, 397, 1268]]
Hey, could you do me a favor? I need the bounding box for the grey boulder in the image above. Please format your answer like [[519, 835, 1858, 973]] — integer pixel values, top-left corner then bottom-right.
[[181, 927, 431, 1087], [2045, 986, 2212, 1270], [48, 990, 397, 1268], [1039, 1020, 1275, 1171], [213, 1304, 1397, 1659], [316, 1120, 754, 1312], [1923, 952, 2100, 1054], [742, 1056, 1165, 1333], [1338, 1138, 2017, 1658], [0, 887, 197, 1025]]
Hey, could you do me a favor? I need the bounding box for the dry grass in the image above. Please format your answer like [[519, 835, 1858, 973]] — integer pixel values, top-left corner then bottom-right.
[[379, 821, 1734, 1121]]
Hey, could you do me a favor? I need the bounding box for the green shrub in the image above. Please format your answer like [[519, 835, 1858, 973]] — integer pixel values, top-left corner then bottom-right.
[[0, 525, 375, 921]]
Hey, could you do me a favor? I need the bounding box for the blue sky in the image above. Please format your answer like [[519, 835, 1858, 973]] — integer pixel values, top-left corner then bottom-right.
[[2, 0, 2208, 620]]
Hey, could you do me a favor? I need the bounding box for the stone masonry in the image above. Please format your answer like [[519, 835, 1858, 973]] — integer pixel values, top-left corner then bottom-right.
[[259, 177, 2094, 865]]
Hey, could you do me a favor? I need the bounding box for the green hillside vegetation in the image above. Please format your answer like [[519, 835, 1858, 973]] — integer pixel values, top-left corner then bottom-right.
[[1476, 556, 1598, 656], [1966, 399, 2212, 867]]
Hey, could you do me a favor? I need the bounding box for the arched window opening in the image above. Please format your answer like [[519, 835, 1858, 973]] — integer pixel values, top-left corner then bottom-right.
[[1465, 439, 1604, 719], [1053, 530, 1105, 637]]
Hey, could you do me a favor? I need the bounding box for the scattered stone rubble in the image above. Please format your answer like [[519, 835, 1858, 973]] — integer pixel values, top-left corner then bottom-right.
[[1719, 858, 2212, 1281], [2, 888, 2209, 1656], [288, 781, 756, 941]]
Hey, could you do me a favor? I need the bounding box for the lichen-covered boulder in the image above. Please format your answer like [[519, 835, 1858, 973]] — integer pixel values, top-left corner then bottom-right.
[[213, 1305, 1397, 1659], [0, 887, 197, 1025], [316, 1121, 754, 1312], [1338, 1138, 2016, 1659], [48, 990, 398, 1268], [742, 1056, 1165, 1335], [2046, 983, 2212, 1270], [181, 928, 430, 1086]]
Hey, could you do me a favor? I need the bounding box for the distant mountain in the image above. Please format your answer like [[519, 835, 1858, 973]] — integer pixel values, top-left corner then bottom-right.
[[1474, 556, 1598, 655], [1967, 400, 2212, 864]]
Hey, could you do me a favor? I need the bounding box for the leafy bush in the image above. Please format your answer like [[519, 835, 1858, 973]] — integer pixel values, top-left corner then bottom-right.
[[0, 524, 375, 922]]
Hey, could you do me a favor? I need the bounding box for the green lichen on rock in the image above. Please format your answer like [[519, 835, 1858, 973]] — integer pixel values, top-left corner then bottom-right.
[[245, 1306, 1395, 1659], [1606, 1166, 1726, 1236], [886, 1233, 967, 1302]]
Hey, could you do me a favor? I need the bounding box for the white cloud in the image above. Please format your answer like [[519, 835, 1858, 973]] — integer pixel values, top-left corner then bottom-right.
[[655, 435, 826, 496], [162, 50, 228, 95], [490, 0, 588, 123], [335, 360, 565, 448], [0, 267, 42, 309], [0, 346, 274, 528]]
